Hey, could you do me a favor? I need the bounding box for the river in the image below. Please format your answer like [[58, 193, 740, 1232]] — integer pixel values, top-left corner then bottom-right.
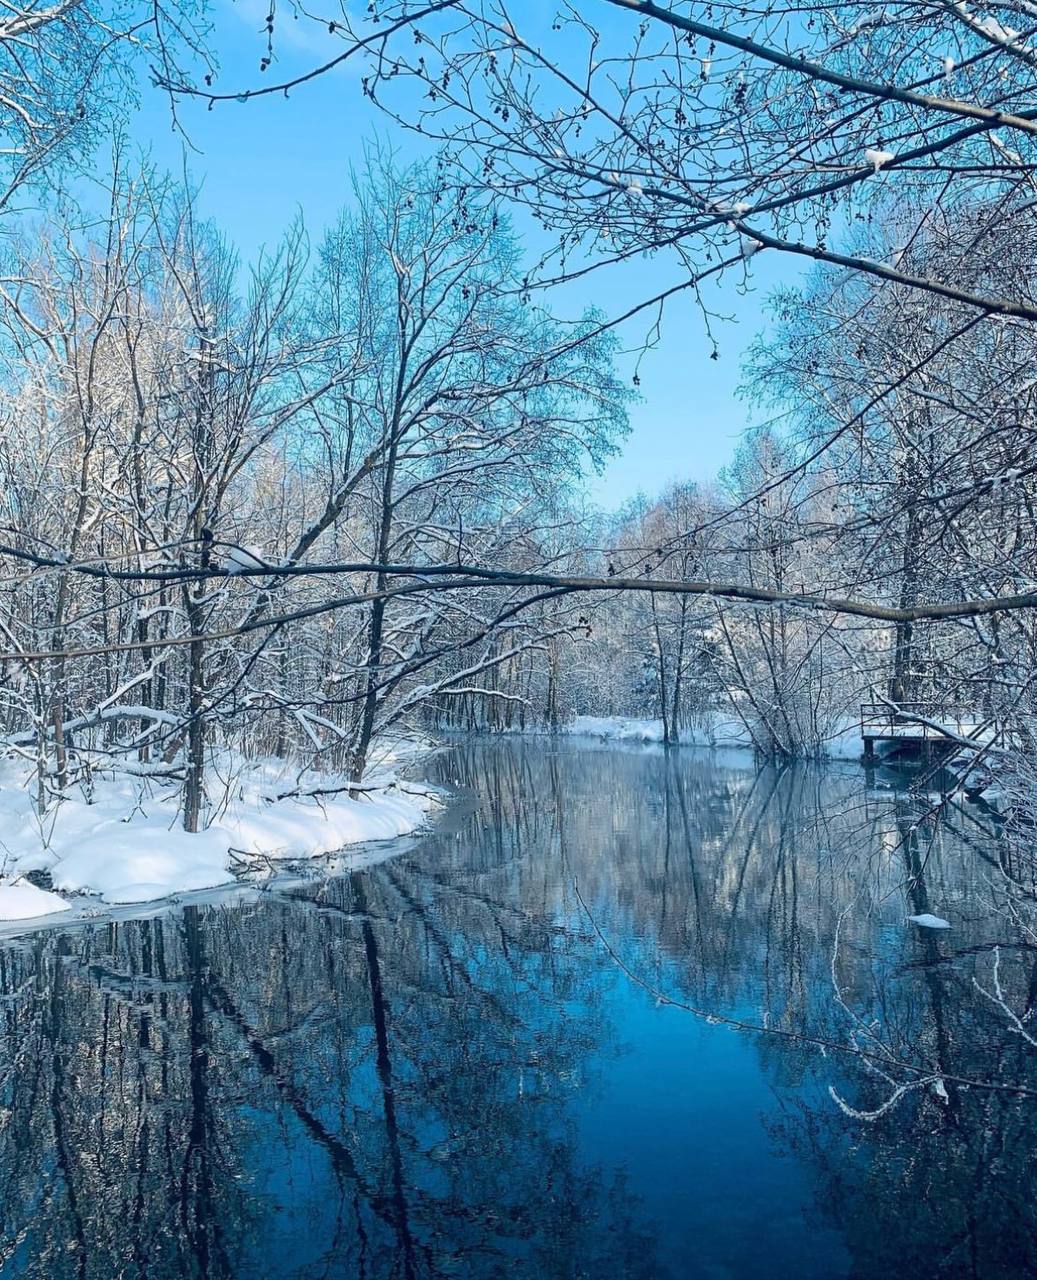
[[0, 738, 1034, 1278]]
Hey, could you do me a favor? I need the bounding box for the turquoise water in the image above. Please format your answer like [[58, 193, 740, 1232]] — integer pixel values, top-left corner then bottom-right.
[[0, 739, 1033, 1278]]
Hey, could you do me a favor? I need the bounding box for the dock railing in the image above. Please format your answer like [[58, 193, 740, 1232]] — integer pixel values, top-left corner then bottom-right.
[[860, 702, 988, 742]]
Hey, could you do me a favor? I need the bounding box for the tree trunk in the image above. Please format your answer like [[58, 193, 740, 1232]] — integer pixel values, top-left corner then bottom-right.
[[890, 498, 921, 704], [182, 625, 206, 834], [182, 328, 215, 832]]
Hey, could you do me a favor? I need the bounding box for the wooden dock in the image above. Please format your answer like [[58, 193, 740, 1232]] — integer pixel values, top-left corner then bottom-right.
[[859, 702, 986, 763]]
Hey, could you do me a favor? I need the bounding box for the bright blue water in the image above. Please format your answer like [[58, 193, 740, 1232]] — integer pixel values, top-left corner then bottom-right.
[[0, 739, 1033, 1279]]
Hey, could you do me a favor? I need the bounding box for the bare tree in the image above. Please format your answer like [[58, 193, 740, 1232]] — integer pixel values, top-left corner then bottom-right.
[[162, 1, 1037, 323]]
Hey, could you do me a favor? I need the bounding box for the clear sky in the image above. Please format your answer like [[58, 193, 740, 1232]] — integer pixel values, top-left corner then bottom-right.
[[126, 0, 806, 509]]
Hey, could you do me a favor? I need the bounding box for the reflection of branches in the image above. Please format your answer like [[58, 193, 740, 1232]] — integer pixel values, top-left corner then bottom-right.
[[973, 946, 1037, 1048], [720, 769, 792, 969], [828, 1075, 943, 1122], [202, 970, 397, 1228], [383, 867, 524, 1028], [47, 938, 88, 1276], [355, 880, 420, 1280], [572, 878, 1037, 1101], [829, 902, 900, 1067]]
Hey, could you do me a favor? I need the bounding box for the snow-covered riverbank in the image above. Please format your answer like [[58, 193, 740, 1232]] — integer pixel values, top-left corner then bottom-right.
[[0, 752, 440, 923], [519, 715, 867, 760]]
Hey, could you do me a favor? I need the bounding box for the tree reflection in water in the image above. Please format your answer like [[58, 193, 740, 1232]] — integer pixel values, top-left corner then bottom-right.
[[0, 739, 1034, 1279]]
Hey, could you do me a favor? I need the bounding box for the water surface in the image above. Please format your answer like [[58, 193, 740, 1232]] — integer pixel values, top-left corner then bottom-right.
[[1, 740, 1034, 1279]]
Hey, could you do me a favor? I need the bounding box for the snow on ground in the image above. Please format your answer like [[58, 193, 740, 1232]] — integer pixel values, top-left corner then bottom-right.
[[0, 751, 439, 921], [822, 717, 867, 760], [563, 714, 756, 749], [566, 716, 667, 743], [0, 879, 71, 921]]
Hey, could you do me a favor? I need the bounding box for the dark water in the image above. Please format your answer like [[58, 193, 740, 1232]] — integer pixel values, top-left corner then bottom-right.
[[1, 740, 1036, 1280]]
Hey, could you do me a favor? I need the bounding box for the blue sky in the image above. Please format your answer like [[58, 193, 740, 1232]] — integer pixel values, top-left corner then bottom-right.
[[127, 0, 805, 508]]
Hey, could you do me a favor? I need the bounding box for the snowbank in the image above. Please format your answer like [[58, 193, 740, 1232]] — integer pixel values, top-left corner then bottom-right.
[[566, 715, 667, 743], [563, 714, 756, 750], [822, 718, 867, 761], [0, 879, 71, 921], [0, 754, 438, 920]]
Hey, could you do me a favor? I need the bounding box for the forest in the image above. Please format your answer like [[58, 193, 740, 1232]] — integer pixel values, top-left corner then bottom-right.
[[0, 0, 1036, 902]]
